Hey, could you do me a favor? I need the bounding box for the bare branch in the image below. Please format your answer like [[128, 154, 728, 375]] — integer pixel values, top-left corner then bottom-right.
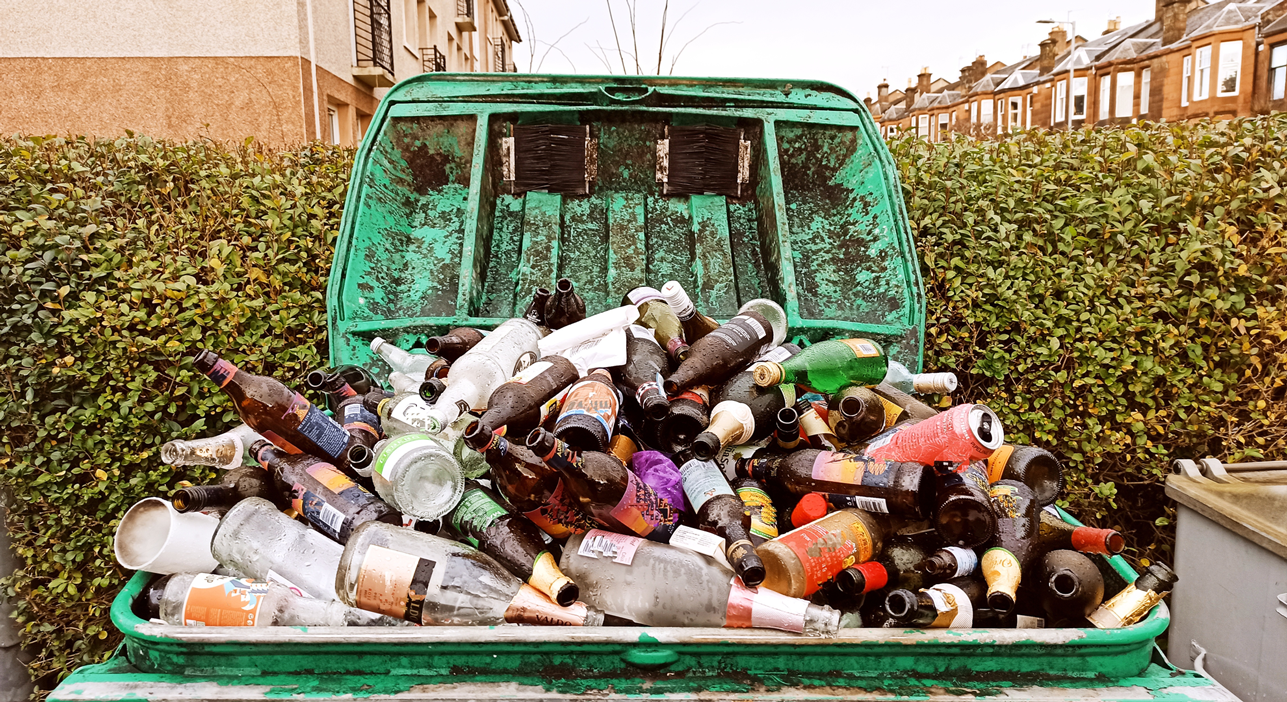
[[656, 0, 669, 75], [625, 0, 641, 74], [536, 17, 589, 73], [538, 41, 579, 73], [585, 42, 616, 73], [511, 0, 538, 72], [668, 20, 739, 74], [604, 0, 630, 75], [661, 1, 702, 56]]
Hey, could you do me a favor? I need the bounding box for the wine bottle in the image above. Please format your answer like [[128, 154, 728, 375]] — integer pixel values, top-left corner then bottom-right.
[[543, 278, 587, 330], [475, 355, 578, 437], [883, 576, 987, 629], [612, 325, 672, 421], [553, 369, 621, 452], [370, 338, 448, 381], [463, 423, 597, 540], [447, 480, 581, 606], [737, 298, 788, 347], [337, 521, 603, 626], [675, 455, 765, 586], [730, 476, 779, 546], [424, 327, 487, 362], [193, 350, 356, 467], [1086, 563, 1177, 629], [985, 444, 1064, 506], [664, 311, 774, 395], [420, 318, 544, 433], [755, 509, 887, 598], [657, 384, 711, 454], [161, 424, 264, 471], [1034, 509, 1126, 556], [527, 428, 680, 543], [172, 466, 285, 514], [211, 496, 344, 601], [1034, 549, 1105, 623], [626, 287, 690, 362], [147, 573, 403, 627], [736, 450, 934, 519], [980, 480, 1039, 615], [692, 401, 756, 461], [752, 338, 887, 394], [660, 280, 721, 343]]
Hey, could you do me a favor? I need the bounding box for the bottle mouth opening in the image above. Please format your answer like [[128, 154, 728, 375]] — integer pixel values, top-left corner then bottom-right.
[[160, 443, 180, 465], [738, 562, 766, 589], [305, 369, 329, 390], [347, 444, 373, 469], [838, 395, 864, 419], [776, 407, 799, 426], [691, 434, 720, 461], [834, 567, 862, 594], [171, 492, 191, 512], [884, 591, 915, 619], [424, 338, 443, 354], [556, 278, 574, 293], [1106, 532, 1126, 554], [554, 581, 580, 607], [641, 395, 671, 421], [462, 421, 487, 448], [1051, 571, 1079, 598], [662, 379, 680, 396], [987, 592, 1016, 614]]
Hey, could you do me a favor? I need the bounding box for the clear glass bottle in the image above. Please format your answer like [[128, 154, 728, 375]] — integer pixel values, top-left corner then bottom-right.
[[370, 337, 444, 381], [151, 573, 403, 627], [737, 298, 788, 348], [337, 521, 603, 626], [422, 318, 544, 434], [369, 433, 465, 521], [161, 424, 264, 471], [211, 497, 345, 601], [884, 360, 958, 395]]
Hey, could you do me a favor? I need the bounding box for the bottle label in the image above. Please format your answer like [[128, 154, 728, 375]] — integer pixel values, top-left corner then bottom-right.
[[627, 288, 664, 305], [667, 525, 728, 565], [628, 324, 659, 343], [290, 462, 360, 541], [665, 337, 688, 356], [707, 315, 768, 353], [634, 372, 665, 406], [609, 470, 679, 540], [451, 487, 508, 542], [925, 582, 973, 628], [811, 452, 890, 488], [724, 578, 808, 633], [987, 444, 1016, 483], [876, 395, 905, 429], [578, 528, 642, 565], [372, 434, 437, 481], [735, 486, 779, 540], [961, 461, 992, 492], [943, 546, 979, 577], [1016, 615, 1045, 629], [260, 430, 303, 455], [717, 443, 762, 478], [558, 377, 620, 436], [508, 360, 552, 385], [391, 396, 435, 429], [988, 483, 1024, 518], [503, 583, 592, 626], [285, 394, 349, 461], [341, 403, 382, 439], [772, 518, 875, 595], [182, 574, 269, 627], [679, 459, 735, 511], [522, 480, 594, 540], [756, 345, 794, 363], [839, 339, 881, 358], [511, 351, 538, 377], [827, 494, 890, 514], [355, 544, 442, 623], [265, 569, 312, 598], [864, 404, 990, 465], [207, 359, 238, 388]]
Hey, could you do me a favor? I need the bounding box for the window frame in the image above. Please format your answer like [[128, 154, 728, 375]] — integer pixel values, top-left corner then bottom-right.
[[1216, 40, 1242, 97], [1055, 80, 1067, 122], [1194, 45, 1211, 101], [971, 100, 979, 123], [1008, 97, 1021, 132], [979, 97, 994, 124], [917, 114, 930, 139], [938, 113, 950, 140], [1140, 67, 1151, 115], [1182, 55, 1192, 106], [1115, 71, 1135, 118], [1272, 44, 1287, 101], [1071, 76, 1088, 119], [1099, 74, 1111, 120], [327, 107, 341, 145]]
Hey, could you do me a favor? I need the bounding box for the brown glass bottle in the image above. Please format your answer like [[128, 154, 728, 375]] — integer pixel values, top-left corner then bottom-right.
[[834, 560, 895, 596], [1034, 509, 1126, 556], [522, 287, 552, 326], [674, 452, 766, 586], [736, 450, 934, 519], [730, 476, 779, 546], [796, 398, 839, 450], [1035, 549, 1104, 624], [554, 369, 621, 452], [172, 466, 285, 513], [980, 479, 1039, 615], [915, 546, 980, 581], [772, 406, 803, 452], [829, 386, 889, 445], [476, 355, 579, 437], [663, 310, 773, 395], [543, 278, 587, 330], [986, 444, 1064, 506], [193, 350, 354, 466], [932, 462, 997, 549], [463, 423, 597, 540], [447, 480, 581, 606], [613, 326, 672, 421], [305, 365, 379, 412], [712, 369, 796, 442], [870, 383, 939, 422], [626, 287, 690, 363], [883, 576, 988, 628], [527, 428, 680, 543], [657, 384, 711, 453], [250, 440, 401, 544], [1087, 562, 1178, 629], [660, 280, 721, 343], [424, 327, 486, 362]]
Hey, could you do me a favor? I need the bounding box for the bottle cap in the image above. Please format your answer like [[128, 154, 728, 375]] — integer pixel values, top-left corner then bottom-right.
[[660, 280, 697, 319], [751, 362, 784, 388], [791, 493, 831, 529], [369, 337, 387, 353], [912, 372, 958, 394]]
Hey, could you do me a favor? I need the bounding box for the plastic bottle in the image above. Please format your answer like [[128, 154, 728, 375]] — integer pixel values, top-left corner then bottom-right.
[[161, 424, 265, 471]]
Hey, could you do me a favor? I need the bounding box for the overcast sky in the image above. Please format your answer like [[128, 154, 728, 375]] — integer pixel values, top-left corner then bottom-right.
[[508, 0, 1157, 98]]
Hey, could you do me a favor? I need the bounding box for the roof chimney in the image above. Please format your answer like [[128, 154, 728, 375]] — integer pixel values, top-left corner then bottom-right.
[[1159, 0, 1200, 46], [1037, 37, 1058, 75], [917, 67, 932, 94], [1049, 25, 1068, 55], [904, 78, 919, 109], [877, 79, 890, 102], [972, 55, 988, 79], [1104, 16, 1121, 34]]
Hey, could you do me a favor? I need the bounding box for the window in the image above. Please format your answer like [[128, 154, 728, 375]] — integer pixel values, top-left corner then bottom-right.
[[980, 98, 993, 124], [938, 114, 950, 140], [1116, 71, 1134, 118], [1055, 80, 1067, 122], [327, 108, 340, 145], [1140, 68, 1151, 115], [1072, 77, 1088, 119], [1182, 55, 1192, 105], [403, 0, 418, 49], [971, 101, 978, 122], [1273, 44, 1287, 101], [1099, 75, 1111, 120], [917, 114, 930, 139], [1217, 40, 1242, 96], [1009, 97, 1021, 131], [1194, 45, 1211, 100]]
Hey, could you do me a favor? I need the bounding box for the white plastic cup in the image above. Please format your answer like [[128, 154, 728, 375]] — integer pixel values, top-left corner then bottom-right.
[[114, 497, 220, 574]]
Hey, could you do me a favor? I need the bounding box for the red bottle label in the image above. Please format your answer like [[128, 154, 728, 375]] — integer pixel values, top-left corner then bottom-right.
[[207, 359, 238, 388], [609, 470, 678, 541], [773, 518, 875, 596]]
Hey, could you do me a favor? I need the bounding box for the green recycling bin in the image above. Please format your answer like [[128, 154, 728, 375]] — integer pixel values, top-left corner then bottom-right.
[[51, 75, 1229, 701]]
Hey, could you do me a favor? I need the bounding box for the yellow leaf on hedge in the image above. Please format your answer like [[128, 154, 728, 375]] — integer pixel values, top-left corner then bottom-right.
[[93, 469, 107, 480], [166, 340, 180, 347]]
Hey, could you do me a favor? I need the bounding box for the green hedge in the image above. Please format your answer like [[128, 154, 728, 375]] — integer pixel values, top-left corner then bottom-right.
[[3, 116, 1286, 692]]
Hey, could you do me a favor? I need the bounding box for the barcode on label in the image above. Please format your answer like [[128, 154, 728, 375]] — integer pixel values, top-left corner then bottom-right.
[[742, 316, 767, 339], [577, 529, 642, 565], [1016, 615, 1045, 629], [857, 342, 878, 355], [844, 496, 889, 513], [316, 502, 347, 535]]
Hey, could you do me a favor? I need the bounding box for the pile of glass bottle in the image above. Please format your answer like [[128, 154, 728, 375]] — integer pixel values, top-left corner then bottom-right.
[[135, 279, 1176, 633]]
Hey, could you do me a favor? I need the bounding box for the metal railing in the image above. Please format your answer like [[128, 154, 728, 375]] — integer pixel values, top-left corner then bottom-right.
[[457, 0, 472, 19], [353, 0, 394, 75], [492, 39, 506, 73], [421, 45, 446, 72], [506, 62, 517, 73]]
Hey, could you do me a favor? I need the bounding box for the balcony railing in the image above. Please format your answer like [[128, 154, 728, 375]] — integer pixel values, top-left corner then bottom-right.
[[421, 45, 446, 73], [353, 0, 394, 77], [492, 39, 506, 73], [456, 0, 475, 31]]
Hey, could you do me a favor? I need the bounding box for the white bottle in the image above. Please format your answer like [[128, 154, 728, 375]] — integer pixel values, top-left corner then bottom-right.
[[737, 298, 788, 348], [211, 497, 343, 601], [884, 360, 958, 395], [369, 433, 465, 520], [560, 530, 838, 635], [371, 337, 440, 381], [155, 572, 403, 627], [422, 318, 543, 433], [161, 424, 264, 471], [336, 521, 603, 626]]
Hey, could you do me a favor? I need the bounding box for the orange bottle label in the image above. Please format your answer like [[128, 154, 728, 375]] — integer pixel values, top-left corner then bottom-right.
[[773, 517, 875, 596], [182, 574, 269, 626]]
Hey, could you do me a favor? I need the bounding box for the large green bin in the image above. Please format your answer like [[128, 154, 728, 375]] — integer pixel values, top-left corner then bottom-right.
[[50, 75, 1224, 701]]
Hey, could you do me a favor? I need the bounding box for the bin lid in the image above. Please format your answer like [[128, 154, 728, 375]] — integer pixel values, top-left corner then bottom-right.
[[326, 75, 925, 377], [1166, 474, 1287, 559]]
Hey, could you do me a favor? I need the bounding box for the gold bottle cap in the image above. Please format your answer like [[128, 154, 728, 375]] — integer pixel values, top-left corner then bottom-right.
[[752, 362, 784, 387]]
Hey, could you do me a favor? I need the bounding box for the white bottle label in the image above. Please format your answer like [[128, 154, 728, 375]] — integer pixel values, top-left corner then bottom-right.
[[577, 529, 643, 565], [373, 434, 438, 480], [266, 569, 313, 598], [668, 525, 732, 571], [1016, 615, 1046, 629], [831, 494, 890, 514], [925, 583, 973, 628], [944, 546, 979, 578], [391, 396, 435, 428], [755, 345, 794, 363], [679, 459, 735, 511]]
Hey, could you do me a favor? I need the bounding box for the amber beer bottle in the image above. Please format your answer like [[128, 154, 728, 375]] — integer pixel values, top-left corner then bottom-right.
[[613, 325, 672, 421], [985, 444, 1064, 506], [674, 453, 766, 586], [194, 350, 355, 466], [462, 423, 597, 540], [544, 278, 587, 330], [424, 327, 487, 362], [447, 480, 581, 606], [755, 509, 887, 598], [553, 369, 621, 452], [172, 466, 286, 514], [1034, 508, 1126, 556], [663, 310, 775, 395], [828, 386, 891, 445], [475, 355, 578, 437], [736, 450, 934, 519], [527, 428, 680, 543], [980, 480, 1039, 615], [251, 440, 401, 544], [626, 287, 690, 363]]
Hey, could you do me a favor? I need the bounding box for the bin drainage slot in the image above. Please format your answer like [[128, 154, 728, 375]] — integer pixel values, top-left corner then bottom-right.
[[503, 125, 596, 196], [621, 648, 679, 669], [657, 125, 751, 198]]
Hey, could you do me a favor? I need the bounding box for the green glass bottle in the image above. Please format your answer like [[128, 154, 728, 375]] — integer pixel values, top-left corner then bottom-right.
[[752, 339, 888, 394]]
